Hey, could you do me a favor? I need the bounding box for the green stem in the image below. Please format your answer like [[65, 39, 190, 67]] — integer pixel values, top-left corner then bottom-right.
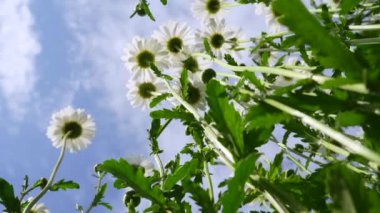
[[23, 136, 68, 213], [85, 172, 105, 213], [349, 24, 380, 31], [154, 154, 165, 190], [264, 98, 380, 166], [193, 52, 369, 94], [203, 161, 214, 202], [351, 37, 380, 45], [273, 138, 312, 175]]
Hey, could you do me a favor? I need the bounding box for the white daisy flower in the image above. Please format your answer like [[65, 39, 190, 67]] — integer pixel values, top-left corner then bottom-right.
[[172, 52, 211, 79], [255, 3, 284, 33], [126, 155, 154, 177], [122, 37, 169, 81], [173, 74, 207, 111], [191, 0, 229, 21], [195, 18, 241, 59], [26, 198, 50, 213], [46, 106, 95, 153], [127, 77, 166, 110], [152, 21, 193, 63]]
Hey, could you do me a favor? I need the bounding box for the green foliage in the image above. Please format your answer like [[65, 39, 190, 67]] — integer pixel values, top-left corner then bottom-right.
[[163, 159, 199, 191], [49, 179, 80, 191], [272, 0, 364, 80], [98, 159, 166, 206], [0, 178, 21, 213], [206, 80, 245, 158], [150, 93, 171, 108], [221, 153, 259, 213]]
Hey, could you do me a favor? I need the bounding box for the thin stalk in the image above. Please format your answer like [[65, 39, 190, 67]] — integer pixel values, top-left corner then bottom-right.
[[154, 154, 165, 190], [275, 141, 312, 175], [264, 98, 380, 166], [349, 24, 380, 31], [203, 161, 214, 202], [194, 52, 369, 94], [23, 136, 68, 213], [85, 172, 105, 213], [351, 37, 380, 45]]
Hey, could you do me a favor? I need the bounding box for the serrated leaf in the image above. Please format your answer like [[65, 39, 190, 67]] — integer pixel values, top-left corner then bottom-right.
[[272, 0, 364, 80], [150, 109, 194, 122], [150, 93, 170, 108], [99, 202, 113, 210], [242, 71, 266, 92], [182, 179, 216, 213], [49, 179, 80, 191], [206, 80, 245, 158], [150, 63, 172, 80], [221, 153, 259, 213], [0, 178, 21, 212], [99, 159, 165, 206], [90, 184, 107, 208], [163, 159, 199, 191]]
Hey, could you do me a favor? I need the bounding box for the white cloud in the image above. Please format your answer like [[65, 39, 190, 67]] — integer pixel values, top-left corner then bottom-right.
[[0, 0, 40, 120]]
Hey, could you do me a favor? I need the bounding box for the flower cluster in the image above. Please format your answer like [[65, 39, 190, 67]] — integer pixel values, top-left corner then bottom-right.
[[122, 0, 251, 111]]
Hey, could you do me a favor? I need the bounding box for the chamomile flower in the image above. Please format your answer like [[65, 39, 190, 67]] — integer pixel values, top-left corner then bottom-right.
[[127, 77, 166, 110], [122, 37, 169, 81], [152, 22, 193, 62], [192, 0, 229, 21], [172, 52, 211, 78], [46, 106, 95, 153], [26, 198, 50, 213], [126, 155, 155, 177], [195, 18, 241, 59], [255, 3, 284, 33]]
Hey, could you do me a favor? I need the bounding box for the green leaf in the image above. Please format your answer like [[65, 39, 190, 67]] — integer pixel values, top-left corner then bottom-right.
[[90, 184, 112, 210], [221, 153, 259, 213], [150, 63, 172, 80], [203, 38, 215, 58], [99, 158, 166, 206], [160, 0, 167, 5], [224, 54, 238, 66], [150, 109, 194, 122], [339, 0, 361, 15], [182, 179, 217, 213], [150, 93, 170, 108], [180, 69, 189, 99], [206, 80, 245, 158], [272, 0, 364, 79], [141, 0, 155, 21], [326, 164, 380, 212], [0, 178, 21, 212], [163, 159, 199, 191], [335, 111, 366, 127], [49, 179, 80, 191], [245, 103, 292, 130], [242, 72, 266, 92]]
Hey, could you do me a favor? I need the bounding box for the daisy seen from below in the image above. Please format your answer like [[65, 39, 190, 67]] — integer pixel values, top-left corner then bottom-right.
[[152, 21, 193, 63], [127, 77, 166, 110], [122, 37, 169, 81], [126, 155, 155, 177], [255, 2, 284, 33], [172, 46, 211, 78], [46, 106, 96, 153], [192, 0, 229, 21], [195, 18, 241, 59]]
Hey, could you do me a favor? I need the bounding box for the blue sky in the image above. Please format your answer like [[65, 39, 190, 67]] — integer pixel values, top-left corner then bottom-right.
[[0, 0, 271, 212]]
